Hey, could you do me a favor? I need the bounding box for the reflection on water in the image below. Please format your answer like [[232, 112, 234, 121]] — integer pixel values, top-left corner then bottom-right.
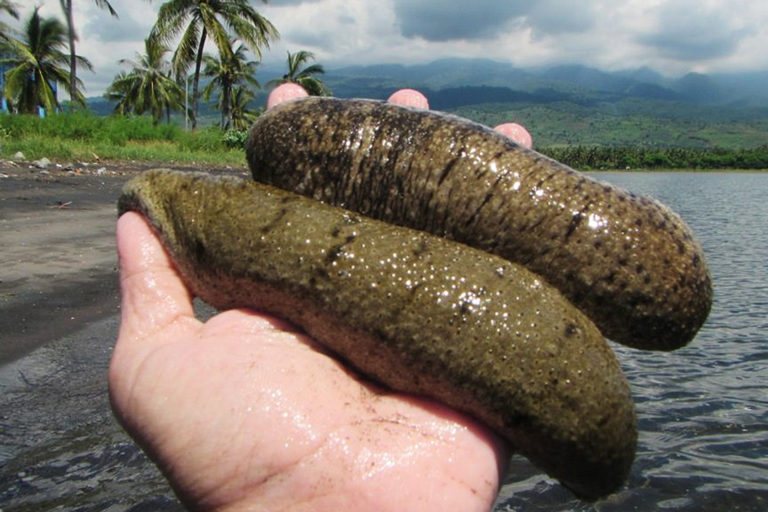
[[1, 173, 766, 511]]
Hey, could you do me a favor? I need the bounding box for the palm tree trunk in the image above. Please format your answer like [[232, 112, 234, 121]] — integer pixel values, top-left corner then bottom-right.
[[191, 28, 207, 130], [60, 0, 76, 110], [222, 84, 231, 130]]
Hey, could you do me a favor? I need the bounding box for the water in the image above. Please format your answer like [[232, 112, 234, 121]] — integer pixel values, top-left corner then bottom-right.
[[1, 172, 766, 511]]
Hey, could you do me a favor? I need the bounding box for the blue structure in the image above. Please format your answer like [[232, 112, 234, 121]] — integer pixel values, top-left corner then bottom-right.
[[0, 56, 59, 116], [0, 59, 7, 113]]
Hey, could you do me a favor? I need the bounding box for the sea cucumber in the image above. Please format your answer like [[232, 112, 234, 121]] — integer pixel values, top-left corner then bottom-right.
[[246, 97, 712, 350]]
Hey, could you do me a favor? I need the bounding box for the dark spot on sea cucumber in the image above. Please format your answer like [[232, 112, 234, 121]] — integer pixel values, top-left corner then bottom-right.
[[438, 156, 461, 186], [325, 244, 345, 264], [565, 212, 583, 240]]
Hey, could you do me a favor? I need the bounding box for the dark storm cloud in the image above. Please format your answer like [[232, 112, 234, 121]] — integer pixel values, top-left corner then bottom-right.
[[392, 0, 594, 41], [641, 31, 743, 61], [526, 1, 596, 37], [393, 0, 525, 41], [637, 2, 750, 60]]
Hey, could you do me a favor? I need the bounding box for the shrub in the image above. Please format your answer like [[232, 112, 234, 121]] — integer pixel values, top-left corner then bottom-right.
[[222, 129, 249, 149]]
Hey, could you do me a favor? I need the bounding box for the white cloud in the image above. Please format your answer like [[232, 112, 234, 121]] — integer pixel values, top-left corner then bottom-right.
[[4, 0, 768, 97]]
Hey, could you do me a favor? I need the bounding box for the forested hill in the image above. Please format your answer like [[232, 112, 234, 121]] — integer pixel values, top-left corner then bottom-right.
[[318, 59, 768, 150]]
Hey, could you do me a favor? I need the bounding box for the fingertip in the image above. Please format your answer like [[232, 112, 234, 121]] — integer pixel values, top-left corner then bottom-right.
[[494, 122, 533, 149], [267, 83, 309, 110], [116, 211, 196, 342], [387, 88, 430, 109], [117, 212, 169, 279]]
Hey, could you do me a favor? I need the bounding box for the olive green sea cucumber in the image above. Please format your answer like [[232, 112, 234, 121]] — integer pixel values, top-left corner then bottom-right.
[[118, 169, 637, 500], [246, 97, 712, 350]]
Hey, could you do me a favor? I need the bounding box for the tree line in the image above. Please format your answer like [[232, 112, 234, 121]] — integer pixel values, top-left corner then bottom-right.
[[0, 0, 330, 129], [539, 145, 768, 170]]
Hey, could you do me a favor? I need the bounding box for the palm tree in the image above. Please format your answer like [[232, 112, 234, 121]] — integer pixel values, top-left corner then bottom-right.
[[0, 1, 19, 41], [105, 71, 134, 115], [59, 0, 118, 108], [0, 0, 17, 16], [269, 50, 330, 96], [104, 37, 184, 124], [201, 40, 259, 129], [1, 8, 92, 114], [228, 85, 260, 131], [151, 0, 278, 129]]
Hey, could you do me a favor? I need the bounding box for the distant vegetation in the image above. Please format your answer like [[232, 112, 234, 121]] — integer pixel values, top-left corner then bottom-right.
[[538, 145, 768, 171]]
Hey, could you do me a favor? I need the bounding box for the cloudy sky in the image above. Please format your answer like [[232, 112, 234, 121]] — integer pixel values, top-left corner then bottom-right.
[[5, 0, 768, 97]]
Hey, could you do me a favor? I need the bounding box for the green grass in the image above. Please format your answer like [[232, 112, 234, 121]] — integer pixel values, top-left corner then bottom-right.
[[0, 112, 247, 167]]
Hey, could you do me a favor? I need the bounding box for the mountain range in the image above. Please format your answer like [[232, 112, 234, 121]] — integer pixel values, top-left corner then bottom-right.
[[88, 58, 768, 148], [315, 58, 768, 109]]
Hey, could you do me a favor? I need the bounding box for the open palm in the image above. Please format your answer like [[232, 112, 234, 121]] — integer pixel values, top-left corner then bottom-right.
[[110, 212, 506, 512]]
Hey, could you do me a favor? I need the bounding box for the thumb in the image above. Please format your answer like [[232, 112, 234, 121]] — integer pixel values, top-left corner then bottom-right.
[[115, 211, 197, 346]]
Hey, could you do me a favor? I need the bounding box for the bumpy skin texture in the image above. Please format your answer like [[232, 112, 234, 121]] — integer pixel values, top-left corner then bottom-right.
[[246, 98, 713, 350], [118, 170, 637, 500]]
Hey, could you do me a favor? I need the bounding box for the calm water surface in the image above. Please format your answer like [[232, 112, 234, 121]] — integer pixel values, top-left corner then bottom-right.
[[1, 172, 766, 511]]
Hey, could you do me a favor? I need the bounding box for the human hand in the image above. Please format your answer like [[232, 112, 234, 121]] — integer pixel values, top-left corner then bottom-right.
[[110, 212, 507, 512]]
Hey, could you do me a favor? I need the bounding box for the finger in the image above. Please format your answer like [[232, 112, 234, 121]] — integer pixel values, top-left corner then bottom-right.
[[493, 122, 533, 148], [116, 211, 197, 346], [267, 83, 309, 110], [387, 88, 430, 109]]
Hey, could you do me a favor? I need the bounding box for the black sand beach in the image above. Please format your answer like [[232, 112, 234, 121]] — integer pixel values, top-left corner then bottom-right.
[[0, 162, 247, 363]]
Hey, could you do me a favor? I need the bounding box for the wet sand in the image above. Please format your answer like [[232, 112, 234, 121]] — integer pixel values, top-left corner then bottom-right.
[[1, 168, 123, 363], [0, 162, 244, 510], [0, 162, 247, 364]]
